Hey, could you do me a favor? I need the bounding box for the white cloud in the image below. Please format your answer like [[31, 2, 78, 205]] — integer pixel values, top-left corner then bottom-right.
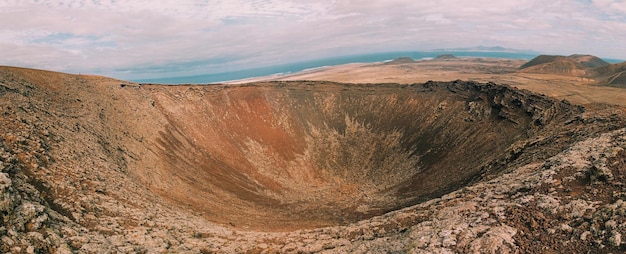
[[0, 0, 625, 79], [593, 0, 626, 15]]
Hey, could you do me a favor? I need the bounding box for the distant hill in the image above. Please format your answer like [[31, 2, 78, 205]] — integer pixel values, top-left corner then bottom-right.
[[433, 54, 458, 60], [592, 62, 626, 88], [519, 55, 563, 70], [519, 54, 610, 76], [519, 55, 588, 76], [385, 57, 417, 64], [519, 54, 626, 88], [568, 54, 610, 69], [434, 46, 539, 54]]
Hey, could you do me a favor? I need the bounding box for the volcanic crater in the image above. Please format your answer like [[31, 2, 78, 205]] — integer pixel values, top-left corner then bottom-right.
[[127, 80, 579, 230], [3, 66, 625, 252]]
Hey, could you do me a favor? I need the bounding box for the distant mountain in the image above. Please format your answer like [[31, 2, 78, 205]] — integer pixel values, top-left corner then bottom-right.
[[519, 54, 626, 88], [519, 54, 610, 76], [433, 46, 538, 54]]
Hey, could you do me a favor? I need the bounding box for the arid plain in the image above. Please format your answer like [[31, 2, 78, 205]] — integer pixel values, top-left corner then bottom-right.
[[235, 56, 626, 107]]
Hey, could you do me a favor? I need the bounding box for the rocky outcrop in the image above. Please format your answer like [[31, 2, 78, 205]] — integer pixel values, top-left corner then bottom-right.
[[1, 66, 625, 252]]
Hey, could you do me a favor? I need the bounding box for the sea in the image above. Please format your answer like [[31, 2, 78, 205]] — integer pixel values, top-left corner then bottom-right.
[[134, 51, 623, 84]]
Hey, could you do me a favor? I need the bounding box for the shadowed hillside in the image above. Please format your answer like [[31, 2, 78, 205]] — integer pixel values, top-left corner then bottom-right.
[[593, 62, 626, 88]]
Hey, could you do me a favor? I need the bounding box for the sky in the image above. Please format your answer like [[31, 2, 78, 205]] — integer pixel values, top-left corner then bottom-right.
[[1, 0, 626, 80]]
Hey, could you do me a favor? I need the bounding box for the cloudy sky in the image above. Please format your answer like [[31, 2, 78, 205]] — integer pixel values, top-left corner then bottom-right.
[[1, 0, 625, 80]]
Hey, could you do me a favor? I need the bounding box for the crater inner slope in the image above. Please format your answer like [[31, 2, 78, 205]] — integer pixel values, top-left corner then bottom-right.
[[137, 81, 580, 230]]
